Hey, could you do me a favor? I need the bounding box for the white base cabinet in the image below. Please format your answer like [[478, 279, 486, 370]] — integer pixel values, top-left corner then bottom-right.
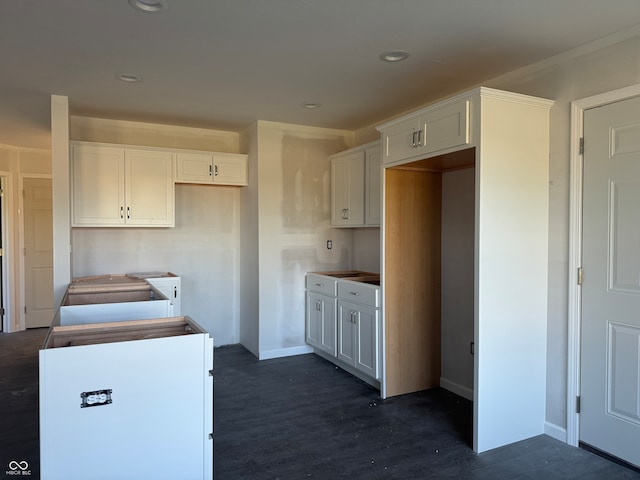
[[305, 272, 381, 384], [306, 291, 337, 356], [39, 316, 213, 480], [337, 299, 379, 379]]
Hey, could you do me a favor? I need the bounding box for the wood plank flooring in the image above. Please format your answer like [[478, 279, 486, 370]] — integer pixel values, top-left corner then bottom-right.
[[2, 330, 639, 479], [214, 345, 640, 480]]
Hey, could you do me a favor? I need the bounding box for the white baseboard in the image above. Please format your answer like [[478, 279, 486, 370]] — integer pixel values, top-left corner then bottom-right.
[[440, 377, 473, 401], [544, 421, 567, 443], [259, 345, 313, 360]]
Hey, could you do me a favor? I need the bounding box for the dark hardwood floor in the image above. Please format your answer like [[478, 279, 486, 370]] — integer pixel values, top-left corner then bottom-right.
[[2, 329, 639, 479], [213, 345, 640, 480]]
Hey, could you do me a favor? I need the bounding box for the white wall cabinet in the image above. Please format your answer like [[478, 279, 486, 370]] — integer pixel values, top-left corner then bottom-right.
[[72, 143, 174, 227], [176, 152, 248, 186], [382, 100, 470, 165], [330, 141, 381, 227], [377, 86, 553, 454]]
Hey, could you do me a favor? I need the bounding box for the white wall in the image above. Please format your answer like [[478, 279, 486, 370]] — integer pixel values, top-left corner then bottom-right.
[[69, 117, 242, 345], [441, 167, 474, 399], [356, 30, 640, 436], [253, 121, 357, 359], [485, 33, 640, 434], [238, 124, 260, 356]]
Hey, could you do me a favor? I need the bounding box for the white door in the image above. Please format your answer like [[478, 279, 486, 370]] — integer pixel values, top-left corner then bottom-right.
[[580, 95, 640, 467], [24, 177, 54, 328]]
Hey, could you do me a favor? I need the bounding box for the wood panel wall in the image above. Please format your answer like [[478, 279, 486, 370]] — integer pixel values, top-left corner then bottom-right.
[[384, 168, 442, 397]]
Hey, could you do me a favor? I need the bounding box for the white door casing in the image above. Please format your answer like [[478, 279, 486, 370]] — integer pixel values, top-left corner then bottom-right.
[[568, 83, 640, 452], [23, 177, 54, 328], [579, 96, 640, 467]]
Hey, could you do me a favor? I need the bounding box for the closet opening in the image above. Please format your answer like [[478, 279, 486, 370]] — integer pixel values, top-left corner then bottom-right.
[[384, 147, 475, 407]]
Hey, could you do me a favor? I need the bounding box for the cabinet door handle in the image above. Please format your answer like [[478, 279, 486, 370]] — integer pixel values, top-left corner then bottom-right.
[[120, 206, 124, 219], [417, 129, 423, 147], [127, 206, 131, 219], [315, 283, 323, 287], [209, 164, 213, 177], [316, 300, 321, 311], [350, 311, 354, 324], [412, 131, 417, 147], [173, 286, 177, 298], [350, 291, 359, 296], [214, 165, 219, 176], [342, 208, 349, 220]]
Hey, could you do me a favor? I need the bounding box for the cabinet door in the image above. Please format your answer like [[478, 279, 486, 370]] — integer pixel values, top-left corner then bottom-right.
[[307, 292, 337, 356], [213, 154, 248, 186], [125, 150, 175, 226], [306, 292, 323, 349], [331, 151, 365, 226], [337, 300, 356, 365], [72, 145, 125, 226], [176, 152, 214, 184], [146, 277, 181, 316], [365, 146, 381, 226], [319, 295, 337, 356], [354, 304, 379, 379], [382, 116, 421, 165], [423, 100, 470, 155]]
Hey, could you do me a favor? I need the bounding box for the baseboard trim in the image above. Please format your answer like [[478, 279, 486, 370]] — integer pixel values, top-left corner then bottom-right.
[[544, 421, 567, 442], [440, 377, 473, 401], [259, 345, 314, 360]]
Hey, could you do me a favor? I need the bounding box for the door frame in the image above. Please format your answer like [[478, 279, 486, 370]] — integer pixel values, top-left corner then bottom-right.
[[0, 173, 15, 333], [18, 173, 52, 331], [567, 83, 640, 447]]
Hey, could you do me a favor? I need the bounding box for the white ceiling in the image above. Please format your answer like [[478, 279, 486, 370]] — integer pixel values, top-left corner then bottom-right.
[[3, 0, 640, 149]]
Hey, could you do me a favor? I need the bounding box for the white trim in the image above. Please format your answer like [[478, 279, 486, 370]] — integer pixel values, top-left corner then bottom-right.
[[545, 421, 567, 443], [567, 83, 640, 447], [258, 345, 313, 360], [0, 173, 15, 333], [18, 174, 53, 331], [440, 377, 473, 401]]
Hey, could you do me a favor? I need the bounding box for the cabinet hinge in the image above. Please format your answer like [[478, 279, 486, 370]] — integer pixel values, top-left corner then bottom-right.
[[576, 396, 581, 414], [577, 267, 583, 286], [579, 137, 584, 156]]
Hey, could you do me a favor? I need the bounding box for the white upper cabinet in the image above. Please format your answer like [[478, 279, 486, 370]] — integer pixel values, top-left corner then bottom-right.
[[382, 99, 470, 165], [330, 141, 381, 228], [331, 150, 365, 227], [176, 152, 247, 186], [72, 144, 174, 227]]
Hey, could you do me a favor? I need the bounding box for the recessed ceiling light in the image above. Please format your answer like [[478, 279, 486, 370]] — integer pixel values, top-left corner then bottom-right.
[[116, 73, 143, 83], [128, 0, 168, 13], [379, 50, 410, 63], [302, 103, 322, 109]]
